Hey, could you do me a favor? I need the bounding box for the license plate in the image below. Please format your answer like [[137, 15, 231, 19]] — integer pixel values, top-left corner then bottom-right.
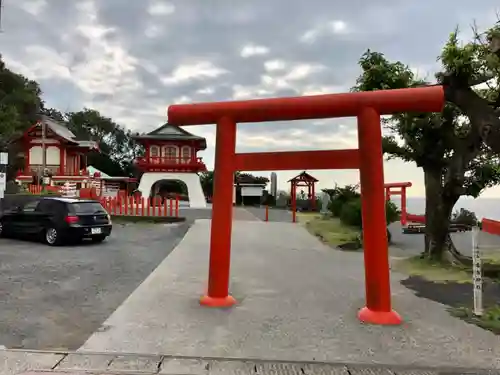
[[91, 227, 102, 235]]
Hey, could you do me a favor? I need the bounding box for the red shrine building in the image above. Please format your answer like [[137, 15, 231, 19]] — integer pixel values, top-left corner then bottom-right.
[[14, 116, 99, 186], [132, 123, 208, 208]]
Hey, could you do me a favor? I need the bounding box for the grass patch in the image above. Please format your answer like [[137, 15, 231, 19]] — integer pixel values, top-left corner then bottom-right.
[[297, 213, 360, 247], [482, 251, 500, 265], [392, 256, 471, 283], [450, 305, 500, 334], [111, 215, 185, 224]]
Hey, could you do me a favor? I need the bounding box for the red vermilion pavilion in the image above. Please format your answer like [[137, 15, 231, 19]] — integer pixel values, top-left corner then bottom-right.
[[132, 123, 208, 208], [14, 116, 99, 186], [289, 171, 318, 211]]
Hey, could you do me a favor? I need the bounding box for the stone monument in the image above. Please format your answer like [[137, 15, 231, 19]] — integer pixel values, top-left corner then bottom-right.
[[320, 191, 330, 215], [270, 172, 277, 197]]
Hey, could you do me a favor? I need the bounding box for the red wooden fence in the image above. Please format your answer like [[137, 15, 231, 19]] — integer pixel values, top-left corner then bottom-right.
[[481, 218, 500, 235], [100, 196, 180, 217], [406, 213, 425, 224]]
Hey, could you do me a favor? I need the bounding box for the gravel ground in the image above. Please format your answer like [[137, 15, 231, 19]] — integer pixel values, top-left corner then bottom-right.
[[0, 221, 191, 350]]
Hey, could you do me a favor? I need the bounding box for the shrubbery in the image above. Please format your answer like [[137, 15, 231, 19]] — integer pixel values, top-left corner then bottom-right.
[[452, 208, 479, 226], [325, 184, 400, 229]]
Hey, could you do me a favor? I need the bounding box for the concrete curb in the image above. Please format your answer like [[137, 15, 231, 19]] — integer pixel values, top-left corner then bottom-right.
[[2, 348, 499, 374]]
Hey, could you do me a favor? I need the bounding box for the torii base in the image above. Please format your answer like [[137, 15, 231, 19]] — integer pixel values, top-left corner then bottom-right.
[[358, 306, 402, 325], [200, 294, 237, 308]]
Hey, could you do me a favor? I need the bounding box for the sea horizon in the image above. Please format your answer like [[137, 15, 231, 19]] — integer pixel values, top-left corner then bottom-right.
[[390, 197, 500, 221]]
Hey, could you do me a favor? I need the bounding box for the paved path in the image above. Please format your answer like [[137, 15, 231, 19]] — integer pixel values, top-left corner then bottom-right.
[[79, 220, 500, 369], [3, 349, 498, 374], [0, 222, 190, 350], [180, 207, 266, 222], [243, 206, 293, 222]]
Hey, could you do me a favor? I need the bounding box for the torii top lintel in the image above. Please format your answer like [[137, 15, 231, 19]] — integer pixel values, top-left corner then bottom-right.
[[167, 86, 444, 126]]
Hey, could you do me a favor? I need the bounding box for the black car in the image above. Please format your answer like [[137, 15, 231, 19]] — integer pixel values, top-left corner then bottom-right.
[[0, 197, 113, 246]]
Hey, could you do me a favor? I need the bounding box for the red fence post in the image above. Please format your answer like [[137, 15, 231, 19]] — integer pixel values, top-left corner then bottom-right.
[[357, 107, 401, 325], [265, 205, 269, 222], [400, 187, 407, 226], [175, 195, 179, 217], [200, 116, 237, 307]]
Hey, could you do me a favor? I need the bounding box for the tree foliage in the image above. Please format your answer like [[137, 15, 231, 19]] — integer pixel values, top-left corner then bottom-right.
[[352, 20, 500, 261], [0, 56, 43, 151]]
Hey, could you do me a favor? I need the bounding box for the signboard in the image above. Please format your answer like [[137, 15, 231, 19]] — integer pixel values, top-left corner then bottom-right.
[[471, 226, 483, 316], [0, 172, 5, 199], [241, 186, 264, 197], [0, 152, 7, 199]]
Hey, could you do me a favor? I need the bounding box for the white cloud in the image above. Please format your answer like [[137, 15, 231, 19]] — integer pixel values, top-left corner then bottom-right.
[[161, 61, 228, 85], [231, 62, 325, 99], [172, 95, 192, 104], [284, 63, 324, 81], [144, 24, 164, 38], [240, 44, 270, 58], [3, 46, 71, 81], [264, 59, 287, 72], [196, 87, 215, 95], [300, 19, 350, 43], [300, 85, 347, 96], [147, 1, 175, 16], [17, 0, 47, 16], [329, 20, 348, 34]]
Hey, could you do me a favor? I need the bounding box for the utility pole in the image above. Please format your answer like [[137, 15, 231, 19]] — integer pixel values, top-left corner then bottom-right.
[[0, 0, 4, 32]]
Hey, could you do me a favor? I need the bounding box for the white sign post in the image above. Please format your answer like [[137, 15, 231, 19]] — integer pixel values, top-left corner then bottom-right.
[[0, 152, 7, 199], [472, 226, 483, 316]]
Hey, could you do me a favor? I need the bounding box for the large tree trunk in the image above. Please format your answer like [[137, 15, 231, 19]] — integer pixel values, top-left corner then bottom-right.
[[422, 167, 461, 263]]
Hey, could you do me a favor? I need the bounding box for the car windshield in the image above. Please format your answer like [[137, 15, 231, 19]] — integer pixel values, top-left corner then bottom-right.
[[71, 202, 107, 214]]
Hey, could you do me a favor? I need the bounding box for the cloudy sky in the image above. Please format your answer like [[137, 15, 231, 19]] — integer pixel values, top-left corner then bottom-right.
[[2, 0, 500, 196]]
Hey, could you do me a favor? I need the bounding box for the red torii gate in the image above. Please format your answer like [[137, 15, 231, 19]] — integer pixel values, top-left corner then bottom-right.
[[384, 182, 412, 226], [168, 85, 444, 325]]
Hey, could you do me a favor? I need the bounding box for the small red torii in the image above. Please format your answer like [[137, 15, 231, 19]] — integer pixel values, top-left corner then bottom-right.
[[384, 182, 412, 226], [289, 171, 318, 217]]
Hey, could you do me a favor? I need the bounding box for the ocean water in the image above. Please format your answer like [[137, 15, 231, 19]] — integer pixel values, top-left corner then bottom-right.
[[391, 197, 500, 221]]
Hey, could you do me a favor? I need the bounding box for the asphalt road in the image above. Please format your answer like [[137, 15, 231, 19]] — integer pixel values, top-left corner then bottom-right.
[[389, 222, 500, 257], [243, 207, 500, 256], [0, 221, 191, 350]]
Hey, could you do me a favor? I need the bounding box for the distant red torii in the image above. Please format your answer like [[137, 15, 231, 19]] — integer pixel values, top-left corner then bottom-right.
[[384, 182, 412, 226]]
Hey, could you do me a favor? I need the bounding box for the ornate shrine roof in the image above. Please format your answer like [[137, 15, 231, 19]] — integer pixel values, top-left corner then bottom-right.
[[22, 115, 99, 150], [288, 171, 319, 183], [132, 123, 206, 145]]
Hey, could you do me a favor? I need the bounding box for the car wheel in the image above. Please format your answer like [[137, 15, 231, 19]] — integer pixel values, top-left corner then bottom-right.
[[91, 235, 107, 243], [0, 221, 4, 238], [45, 227, 62, 246]]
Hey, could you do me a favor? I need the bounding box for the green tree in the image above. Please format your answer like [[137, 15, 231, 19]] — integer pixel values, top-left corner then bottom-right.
[[65, 109, 142, 177], [0, 55, 44, 178], [199, 171, 215, 197], [353, 21, 500, 262]]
